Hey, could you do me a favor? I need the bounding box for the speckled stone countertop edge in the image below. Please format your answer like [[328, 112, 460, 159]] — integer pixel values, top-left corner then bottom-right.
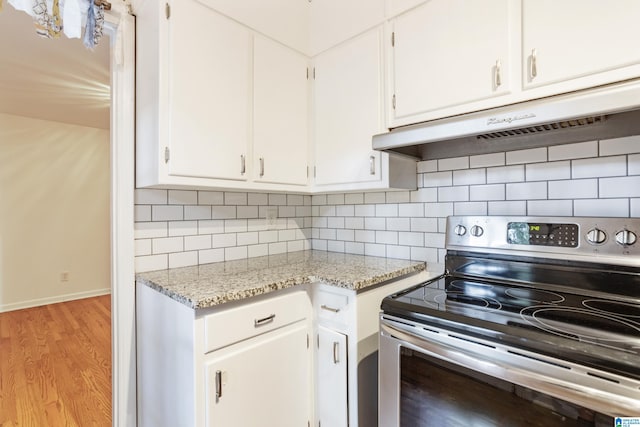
[[136, 251, 427, 310]]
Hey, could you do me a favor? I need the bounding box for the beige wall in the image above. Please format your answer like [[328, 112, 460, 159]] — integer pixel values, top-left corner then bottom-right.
[[0, 113, 110, 311]]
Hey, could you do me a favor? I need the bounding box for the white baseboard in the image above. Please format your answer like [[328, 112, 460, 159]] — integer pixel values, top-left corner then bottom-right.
[[0, 288, 112, 313]]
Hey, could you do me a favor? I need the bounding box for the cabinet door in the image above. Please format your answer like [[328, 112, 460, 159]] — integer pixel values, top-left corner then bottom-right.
[[254, 36, 309, 186], [390, 0, 512, 123], [205, 323, 311, 427], [168, 0, 251, 181], [313, 28, 384, 186], [316, 326, 348, 427], [309, 0, 385, 55], [522, 0, 640, 90]]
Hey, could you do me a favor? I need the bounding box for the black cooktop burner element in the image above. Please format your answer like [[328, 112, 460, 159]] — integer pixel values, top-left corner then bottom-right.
[[504, 287, 564, 304], [582, 299, 640, 318]]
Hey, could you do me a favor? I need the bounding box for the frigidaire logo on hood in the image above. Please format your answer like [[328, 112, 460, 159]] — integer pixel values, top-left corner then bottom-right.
[[486, 113, 537, 125]]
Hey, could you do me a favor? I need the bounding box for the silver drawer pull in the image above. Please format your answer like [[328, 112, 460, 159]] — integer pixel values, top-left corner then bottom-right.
[[333, 342, 339, 364], [530, 48, 537, 80], [494, 59, 501, 88], [215, 370, 223, 399], [254, 314, 276, 327], [369, 155, 376, 175], [321, 304, 340, 313]]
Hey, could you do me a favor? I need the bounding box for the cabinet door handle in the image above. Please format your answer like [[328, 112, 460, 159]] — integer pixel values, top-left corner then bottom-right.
[[530, 48, 537, 80], [494, 59, 502, 88], [259, 157, 265, 177], [240, 155, 246, 175], [215, 370, 223, 399], [254, 314, 276, 327], [333, 342, 339, 364], [369, 155, 376, 175], [320, 304, 340, 313]]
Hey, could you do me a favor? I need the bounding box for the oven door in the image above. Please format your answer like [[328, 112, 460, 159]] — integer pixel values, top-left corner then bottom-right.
[[379, 315, 639, 427]]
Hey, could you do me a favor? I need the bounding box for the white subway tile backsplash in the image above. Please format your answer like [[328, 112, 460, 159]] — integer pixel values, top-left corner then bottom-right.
[[336, 205, 355, 217], [345, 241, 364, 255], [135, 189, 167, 205], [488, 201, 526, 215], [376, 231, 398, 245], [227, 246, 248, 260], [630, 154, 640, 176], [386, 191, 411, 203], [548, 179, 597, 199], [527, 200, 573, 216], [417, 160, 438, 173], [398, 203, 424, 217], [438, 186, 469, 202], [410, 188, 438, 203], [438, 218, 447, 233], [199, 191, 224, 205], [424, 233, 445, 248], [319, 228, 336, 240], [288, 240, 305, 252], [506, 182, 547, 200], [247, 193, 268, 206], [211, 206, 236, 219], [336, 229, 355, 241], [411, 217, 438, 232], [572, 156, 627, 179], [312, 195, 327, 206], [364, 192, 386, 204], [345, 217, 364, 229], [411, 247, 438, 263], [278, 206, 296, 218], [152, 237, 183, 254], [355, 230, 376, 243], [506, 147, 547, 165], [237, 232, 259, 246], [327, 194, 345, 205], [345, 193, 364, 204], [327, 217, 345, 229], [237, 206, 259, 219], [313, 217, 328, 228], [364, 217, 386, 230], [287, 194, 304, 206], [574, 199, 629, 217], [399, 231, 424, 246], [248, 244, 268, 258], [199, 248, 225, 264], [169, 251, 198, 268], [424, 171, 453, 187], [225, 219, 248, 233], [470, 152, 505, 168], [319, 206, 336, 217], [269, 194, 287, 206], [259, 230, 278, 244], [438, 156, 469, 171], [185, 205, 211, 220], [312, 240, 328, 250], [487, 165, 525, 183], [470, 184, 505, 201], [135, 239, 152, 256], [376, 204, 399, 217], [212, 233, 237, 248], [135, 222, 168, 239], [296, 206, 313, 217], [365, 243, 386, 257], [327, 240, 345, 253], [526, 161, 570, 182], [631, 199, 640, 217], [424, 202, 454, 217], [453, 169, 486, 186], [599, 135, 640, 156], [548, 141, 598, 161], [386, 217, 411, 231], [354, 204, 375, 217], [387, 245, 411, 260], [135, 254, 168, 273], [169, 221, 198, 237], [199, 220, 224, 235], [152, 205, 183, 221], [135, 205, 151, 222], [168, 190, 197, 205], [599, 176, 640, 198], [454, 202, 488, 215]]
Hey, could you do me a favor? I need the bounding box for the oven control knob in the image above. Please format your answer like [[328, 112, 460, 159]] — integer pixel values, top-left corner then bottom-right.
[[586, 228, 607, 245], [615, 229, 637, 246], [470, 225, 484, 237], [454, 225, 467, 236]]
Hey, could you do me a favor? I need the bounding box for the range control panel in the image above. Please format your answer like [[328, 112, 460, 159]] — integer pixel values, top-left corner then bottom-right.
[[446, 216, 640, 266]]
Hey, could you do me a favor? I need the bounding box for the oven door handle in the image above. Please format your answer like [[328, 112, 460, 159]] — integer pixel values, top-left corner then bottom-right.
[[380, 318, 640, 416]]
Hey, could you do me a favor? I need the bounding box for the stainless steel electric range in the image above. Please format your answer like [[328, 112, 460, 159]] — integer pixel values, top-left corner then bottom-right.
[[379, 216, 640, 427]]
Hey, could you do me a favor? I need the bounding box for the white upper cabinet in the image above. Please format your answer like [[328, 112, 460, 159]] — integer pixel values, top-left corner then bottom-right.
[[168, 1, 251, 182], [253, 36, 309, 186], [385, 0, 427, 18], [309, 0, 385, 55], [198, 0, 310, 54], [389, 0, 514, 127], [522, 0, 640, 93]]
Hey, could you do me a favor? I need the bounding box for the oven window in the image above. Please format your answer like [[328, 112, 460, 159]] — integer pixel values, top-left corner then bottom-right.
[[400, 350, 613, 427]]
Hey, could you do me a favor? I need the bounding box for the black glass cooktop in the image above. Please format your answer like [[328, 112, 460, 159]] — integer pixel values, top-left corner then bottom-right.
[[382, 275, 640, 380]]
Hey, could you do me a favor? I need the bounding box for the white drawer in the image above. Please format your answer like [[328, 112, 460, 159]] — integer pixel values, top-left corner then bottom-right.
[[314, 288, 351, 327], [204, 290, 310, 353]]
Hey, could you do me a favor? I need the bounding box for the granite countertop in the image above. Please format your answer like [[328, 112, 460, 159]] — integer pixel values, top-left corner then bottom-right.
[[136, 250, 427, 309]]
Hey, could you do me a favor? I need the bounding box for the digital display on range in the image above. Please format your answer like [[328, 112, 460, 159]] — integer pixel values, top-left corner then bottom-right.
[[507, 222, 578, 247]]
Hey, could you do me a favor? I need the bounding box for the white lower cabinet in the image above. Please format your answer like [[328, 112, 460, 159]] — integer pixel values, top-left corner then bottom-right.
[[316, 326, 348, 427], [204, 322, 311, 427]]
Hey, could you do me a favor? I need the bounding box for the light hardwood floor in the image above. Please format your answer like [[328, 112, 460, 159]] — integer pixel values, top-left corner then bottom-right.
[[0, 295, 111, 426]]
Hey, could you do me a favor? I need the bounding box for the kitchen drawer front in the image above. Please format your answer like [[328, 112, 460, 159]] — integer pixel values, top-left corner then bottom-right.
[[204, 290, 309, 353], [314, 288, 351, 327]]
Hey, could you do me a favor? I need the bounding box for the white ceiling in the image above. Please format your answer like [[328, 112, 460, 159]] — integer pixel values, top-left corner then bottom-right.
[[0, 5, 111, 130]]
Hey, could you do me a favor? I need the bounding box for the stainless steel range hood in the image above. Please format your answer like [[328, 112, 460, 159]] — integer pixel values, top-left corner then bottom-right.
[[373, 79, 640, 160]]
